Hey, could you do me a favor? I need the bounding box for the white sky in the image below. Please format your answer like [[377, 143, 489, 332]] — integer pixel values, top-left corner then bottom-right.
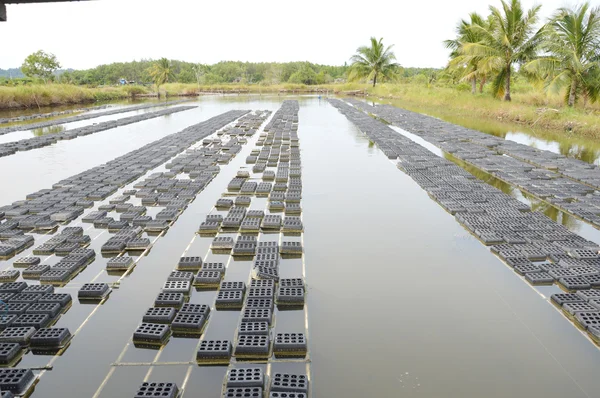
[[0, 0, 576, 70]]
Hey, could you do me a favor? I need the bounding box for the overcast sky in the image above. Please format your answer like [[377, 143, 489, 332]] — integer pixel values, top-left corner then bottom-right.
[[0, 0, 575, 70]]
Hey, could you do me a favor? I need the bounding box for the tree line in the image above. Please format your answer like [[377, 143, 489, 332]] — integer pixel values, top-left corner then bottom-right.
[[444, 0, 600, 106], [59, 61, 350, 86]]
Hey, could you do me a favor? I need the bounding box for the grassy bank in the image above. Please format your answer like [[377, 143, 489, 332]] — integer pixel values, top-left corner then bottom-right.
[[0, 84, 135, 109], [363, 83, 600, 139]]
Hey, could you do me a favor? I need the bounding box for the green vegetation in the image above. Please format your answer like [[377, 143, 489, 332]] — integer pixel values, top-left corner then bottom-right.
[[148, 58, 175, 98], [445, 0, 600, 107], [21, 50, 61, 84], [449, 0, 544, 101], [444, 13, 492, 94], [0, 84, 131, 109], [524, 3, 600, 107], [349, 37, 400, 87]]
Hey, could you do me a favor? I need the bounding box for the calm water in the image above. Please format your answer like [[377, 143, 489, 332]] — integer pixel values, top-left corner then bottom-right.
[[1, 96, 600, 397]]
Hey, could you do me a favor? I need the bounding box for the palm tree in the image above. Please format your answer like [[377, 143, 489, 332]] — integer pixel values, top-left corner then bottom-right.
[[463, 0, 545, 101], [349, 37, 400, 87], [444, 13, 493, 94], [148, 58, 174, 98], [524, 3, 600, 107]]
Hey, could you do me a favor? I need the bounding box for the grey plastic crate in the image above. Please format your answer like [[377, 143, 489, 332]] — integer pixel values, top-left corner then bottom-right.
[[12, 313, 50, 329], [199, 221, 220, 233], [250, 279, 275, 289], [576, 290, 600, 302], [171, 313, 206, 333], [281, 241, 302, 254], [225, 387, 263, 398], [220, 281, 246, 292], [226, 368, 264, 388], [134, 382, 179, 398], [273, 333, 307, 357], [12, 257, 40, 268], [216, 198, 234, 209], [524, 272, 554, 285], [178, 256, 203, 271], [26, 303, 61, 318], [162, 281, 191, 294], [277, 287, 305, 305], [194, 271, 222, 287], [0, 282, 27, 294], [167, 271, 194, 283], [0, 369, 35, 395], [235, 334, 270, 358], [0, 271, 19, 283], [9, 294, 39, 305], [179, 304, 210, 316], [196, 340, 231, 364], [126, 238, 151, 251], [106, 256, 134, 271], [270, 373, 309, 393], [0, 342, 20, 365], [143, 307, 176, 324], [78, 283, 111, 299], [0, 327, 35, 346], [255, 266, 279, 280], [154, 293, 185, 308], [38, 293, 72, 309], [215, 291, 244, 309], [200, 262, 225, 274], [236, 196, 252, 206], [513, 264, 542, 275], [231, 241, 256, 256], [22, 264, 51, 279], [246, 210, 265, 219], [29, 327, 71, 349], [133, 323, 170, 344], [0, 315, 17, 331], [245, 298, 273, 309], [239, 321, 269, 336], [242, 308, 272, 324], [211, 237, 234, 250], [248, 288, 273, 299], [269, 393, 306, 398], [240, 218, 261, 232], [261, 215, 282, 230], [575, 312, 600, 330], [559, 276, 591, 291], [563, 302, 599, 316]]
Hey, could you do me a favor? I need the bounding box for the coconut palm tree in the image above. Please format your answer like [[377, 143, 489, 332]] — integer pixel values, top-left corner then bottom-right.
[[349, 37, 400, 87], [525, 3, 600, 107], [148, 58, 174, 98], [463, 0, 545, 101], [444, 13, 494, 94]]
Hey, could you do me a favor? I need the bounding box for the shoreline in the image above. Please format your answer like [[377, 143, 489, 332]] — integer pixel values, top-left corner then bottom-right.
[[1, 82, 598, 139]]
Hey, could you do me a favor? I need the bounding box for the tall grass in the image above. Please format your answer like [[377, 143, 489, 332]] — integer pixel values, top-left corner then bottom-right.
[[365, 82, 600, 138], [0, 84, 133, 109]]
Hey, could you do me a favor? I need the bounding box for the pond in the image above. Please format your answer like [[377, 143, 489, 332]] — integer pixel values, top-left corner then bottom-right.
[[0, 95, 599, 398]]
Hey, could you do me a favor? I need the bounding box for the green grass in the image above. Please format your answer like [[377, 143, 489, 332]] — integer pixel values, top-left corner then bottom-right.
[[364, 82, 600, 139], [0, 84, 138, 109]]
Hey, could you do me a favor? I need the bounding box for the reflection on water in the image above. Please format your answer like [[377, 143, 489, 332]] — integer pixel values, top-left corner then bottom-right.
[[32, 125, 66, 137], [444, 152, 584, 230]]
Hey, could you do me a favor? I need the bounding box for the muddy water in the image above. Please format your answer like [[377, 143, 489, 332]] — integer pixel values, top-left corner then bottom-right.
[[1, 96, 600, 397]]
